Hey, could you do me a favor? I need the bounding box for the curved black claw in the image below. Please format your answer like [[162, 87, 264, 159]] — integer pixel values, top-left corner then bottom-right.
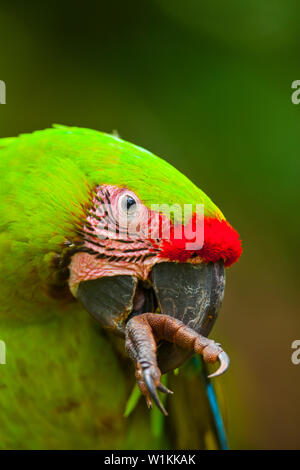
[[207, 351, 230, 379], [143, 370, 168, 416]]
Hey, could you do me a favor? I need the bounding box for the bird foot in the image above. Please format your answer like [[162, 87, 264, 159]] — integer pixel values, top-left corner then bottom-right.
[[125, 313, 229, 414]]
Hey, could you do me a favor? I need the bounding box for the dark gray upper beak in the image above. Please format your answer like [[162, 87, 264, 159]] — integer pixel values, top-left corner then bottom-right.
[[151, 261, 225, 373]]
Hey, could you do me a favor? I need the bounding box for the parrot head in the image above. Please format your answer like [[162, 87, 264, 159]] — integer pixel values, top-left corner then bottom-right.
[[67, 177, 240, 378], [68, 183, 238, 345], [1, 125, 242, 414]]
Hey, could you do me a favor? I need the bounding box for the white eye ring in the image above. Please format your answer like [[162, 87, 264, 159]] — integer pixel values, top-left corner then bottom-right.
[[118, 193, 139, 217]]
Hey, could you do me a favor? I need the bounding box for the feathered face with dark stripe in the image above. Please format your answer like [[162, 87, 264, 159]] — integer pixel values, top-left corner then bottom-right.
[[69, 184, 163, 292], [66, 184, 241, 414]]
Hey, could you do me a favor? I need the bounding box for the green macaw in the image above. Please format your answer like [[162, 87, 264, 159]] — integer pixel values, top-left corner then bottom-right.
[[0, 125, 242, 450]]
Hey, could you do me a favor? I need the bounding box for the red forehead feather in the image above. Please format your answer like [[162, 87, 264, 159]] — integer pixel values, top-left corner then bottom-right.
[[160, 214, 242, 267]]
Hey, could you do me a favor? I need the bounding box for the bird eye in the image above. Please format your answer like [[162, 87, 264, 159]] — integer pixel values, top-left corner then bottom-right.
[[126, 196, 136, 211], [119, 193, 138, 216]]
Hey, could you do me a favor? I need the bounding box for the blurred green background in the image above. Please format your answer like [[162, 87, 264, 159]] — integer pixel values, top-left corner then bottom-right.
[[1, 0, 300, 449]]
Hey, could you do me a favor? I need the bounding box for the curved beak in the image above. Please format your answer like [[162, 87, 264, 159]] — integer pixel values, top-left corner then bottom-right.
[[76, 261, 225, 374], [151, 261, 225, 373], [76, 260, 227, 414]]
